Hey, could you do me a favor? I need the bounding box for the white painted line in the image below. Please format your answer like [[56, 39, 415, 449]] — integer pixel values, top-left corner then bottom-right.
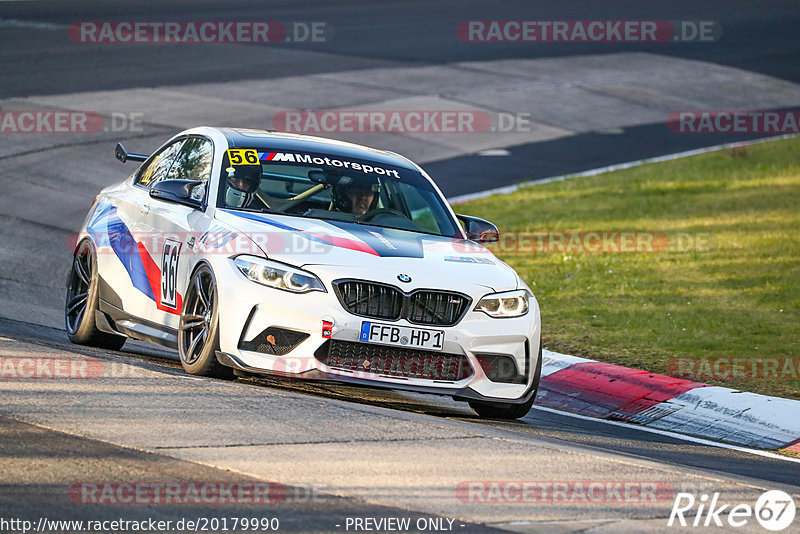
[[531, 405, 800, 464], [476, 148, 510, 156], [0, 18, 64, 30], [448, 133, 800, 204]]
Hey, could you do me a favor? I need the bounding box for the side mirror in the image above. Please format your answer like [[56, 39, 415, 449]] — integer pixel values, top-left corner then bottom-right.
[[150, 179, 204, 209], [115, 142, 149, 163], [456, 214, 500, 243]]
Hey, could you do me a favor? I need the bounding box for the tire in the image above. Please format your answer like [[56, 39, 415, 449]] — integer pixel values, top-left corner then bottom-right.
[[178, 264, 233, 379], [468, 339, 543, 420], [65, 239, 126, 350]]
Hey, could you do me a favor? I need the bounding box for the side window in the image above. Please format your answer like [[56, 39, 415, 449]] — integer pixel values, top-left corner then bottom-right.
[[135, 139, 185, 188], [167, 137, 214, 202]]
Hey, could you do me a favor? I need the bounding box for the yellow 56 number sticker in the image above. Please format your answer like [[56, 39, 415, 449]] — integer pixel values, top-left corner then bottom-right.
[[227, 148, 259, 165]]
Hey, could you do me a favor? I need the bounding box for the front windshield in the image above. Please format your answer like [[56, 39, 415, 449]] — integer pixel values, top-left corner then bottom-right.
[[216, 148, 460, 238]]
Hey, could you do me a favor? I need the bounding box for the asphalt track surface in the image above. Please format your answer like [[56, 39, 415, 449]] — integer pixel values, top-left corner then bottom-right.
[[1, 1, 800, 532]]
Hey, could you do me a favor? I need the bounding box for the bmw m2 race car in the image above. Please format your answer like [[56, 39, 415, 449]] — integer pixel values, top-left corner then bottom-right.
[[66, 127, 541, 418]]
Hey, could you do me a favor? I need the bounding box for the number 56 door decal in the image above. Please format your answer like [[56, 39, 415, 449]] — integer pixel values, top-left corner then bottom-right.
[[161, 238, 181, 309]]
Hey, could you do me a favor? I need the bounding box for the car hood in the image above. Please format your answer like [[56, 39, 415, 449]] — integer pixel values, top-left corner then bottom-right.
[[215, 209, 518, 293]]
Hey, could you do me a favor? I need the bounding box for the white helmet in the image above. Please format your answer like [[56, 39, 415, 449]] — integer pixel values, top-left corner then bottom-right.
[[225, 165, 260, 208]]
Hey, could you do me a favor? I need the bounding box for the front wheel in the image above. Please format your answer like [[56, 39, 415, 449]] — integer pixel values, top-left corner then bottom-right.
[[178, 264, 233, 379], [65, 239, 126, 350]]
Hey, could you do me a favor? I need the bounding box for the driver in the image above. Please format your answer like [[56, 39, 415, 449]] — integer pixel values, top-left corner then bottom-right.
[[225, 165, 261, 208], [331, 175, 380, 216]]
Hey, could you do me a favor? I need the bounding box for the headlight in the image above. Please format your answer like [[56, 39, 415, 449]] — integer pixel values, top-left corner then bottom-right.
[[476, 290, 529, 318], [233, 256, 326, 293]]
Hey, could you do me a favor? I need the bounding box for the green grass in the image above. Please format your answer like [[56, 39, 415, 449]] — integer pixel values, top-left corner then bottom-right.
[[456, 137, 800, 399]]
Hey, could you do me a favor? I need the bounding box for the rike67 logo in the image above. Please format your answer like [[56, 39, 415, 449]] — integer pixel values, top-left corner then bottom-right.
[[668, 490, 796, 531]]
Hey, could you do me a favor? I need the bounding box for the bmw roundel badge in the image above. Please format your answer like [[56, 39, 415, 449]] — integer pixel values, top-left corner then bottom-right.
[[397, 274, 412, 283]]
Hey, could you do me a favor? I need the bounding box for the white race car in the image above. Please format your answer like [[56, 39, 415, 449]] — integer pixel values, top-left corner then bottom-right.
[[66, 127, 541, 418]]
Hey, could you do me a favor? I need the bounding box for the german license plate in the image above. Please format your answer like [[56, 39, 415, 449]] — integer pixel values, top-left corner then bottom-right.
[[359, 322, 444, 351]]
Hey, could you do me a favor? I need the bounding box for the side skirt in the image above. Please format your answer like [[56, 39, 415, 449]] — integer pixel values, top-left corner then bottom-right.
[[97, 299, 178, 350]]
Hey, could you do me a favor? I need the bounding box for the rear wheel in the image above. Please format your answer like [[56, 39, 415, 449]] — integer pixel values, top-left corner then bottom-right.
[[178, 264, 233, 379], [468, 340, 542, 419], [65, 239, 126, 350]]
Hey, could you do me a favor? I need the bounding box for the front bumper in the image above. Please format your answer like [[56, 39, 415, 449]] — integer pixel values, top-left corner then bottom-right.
[[214, 259, 541, 402]]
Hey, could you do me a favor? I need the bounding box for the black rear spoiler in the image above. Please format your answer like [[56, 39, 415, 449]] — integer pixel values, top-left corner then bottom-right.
[[115, 142, 149, 164]]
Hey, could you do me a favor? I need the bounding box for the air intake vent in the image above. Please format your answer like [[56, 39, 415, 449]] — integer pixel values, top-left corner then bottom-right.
[[239, 327, 309, 356], [317, 340, 473, 381]]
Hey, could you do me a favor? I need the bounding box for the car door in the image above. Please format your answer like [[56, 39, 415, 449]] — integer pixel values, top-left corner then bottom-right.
[[108, 137, 186, 324], [137, 135, 216, 330]]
